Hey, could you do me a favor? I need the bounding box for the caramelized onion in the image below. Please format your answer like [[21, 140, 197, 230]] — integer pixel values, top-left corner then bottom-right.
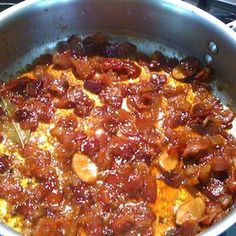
[[211, 157, 229, 172]]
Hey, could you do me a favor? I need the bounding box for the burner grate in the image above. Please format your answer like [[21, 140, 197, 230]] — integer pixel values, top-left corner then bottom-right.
[[183, 0, 236, 23]]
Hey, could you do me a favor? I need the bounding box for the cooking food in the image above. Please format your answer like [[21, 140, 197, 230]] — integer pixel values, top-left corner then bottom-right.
[[0, 34, 235, 236]]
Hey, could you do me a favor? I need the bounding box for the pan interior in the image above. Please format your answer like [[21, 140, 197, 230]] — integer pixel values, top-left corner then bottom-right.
[[0, 33, 236, 236]]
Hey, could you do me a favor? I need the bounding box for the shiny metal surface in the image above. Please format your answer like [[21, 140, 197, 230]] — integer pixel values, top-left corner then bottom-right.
[[228, 20, 236, 31], [0, 0, 236, 235]]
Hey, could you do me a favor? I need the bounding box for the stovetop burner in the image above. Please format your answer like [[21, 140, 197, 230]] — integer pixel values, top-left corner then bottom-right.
[[184, 0, 236, 23], [0, 1, 235, 236], [1, 0, 236, 23]]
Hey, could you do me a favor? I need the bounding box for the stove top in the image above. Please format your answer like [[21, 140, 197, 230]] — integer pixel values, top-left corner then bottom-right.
[[184, 0, 236, 23], [0, 1, 235, 236], [1, 0, 236, 23]]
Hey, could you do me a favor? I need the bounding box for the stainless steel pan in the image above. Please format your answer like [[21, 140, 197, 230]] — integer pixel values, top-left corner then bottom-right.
[[0, 0, 236, 235]]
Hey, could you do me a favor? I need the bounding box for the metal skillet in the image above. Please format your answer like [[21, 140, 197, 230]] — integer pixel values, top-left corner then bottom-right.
[[0, 0, 236, 235]]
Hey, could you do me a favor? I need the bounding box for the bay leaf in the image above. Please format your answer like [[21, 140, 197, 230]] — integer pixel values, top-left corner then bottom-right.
[[0, 95, 30, 148]]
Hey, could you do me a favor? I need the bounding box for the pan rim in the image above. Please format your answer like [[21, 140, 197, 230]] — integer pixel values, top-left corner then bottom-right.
[[0, 1, 235, 236]]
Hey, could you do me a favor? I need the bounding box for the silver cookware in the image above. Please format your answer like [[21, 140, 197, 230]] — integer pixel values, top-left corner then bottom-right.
[[0, 0, 235, 235]]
